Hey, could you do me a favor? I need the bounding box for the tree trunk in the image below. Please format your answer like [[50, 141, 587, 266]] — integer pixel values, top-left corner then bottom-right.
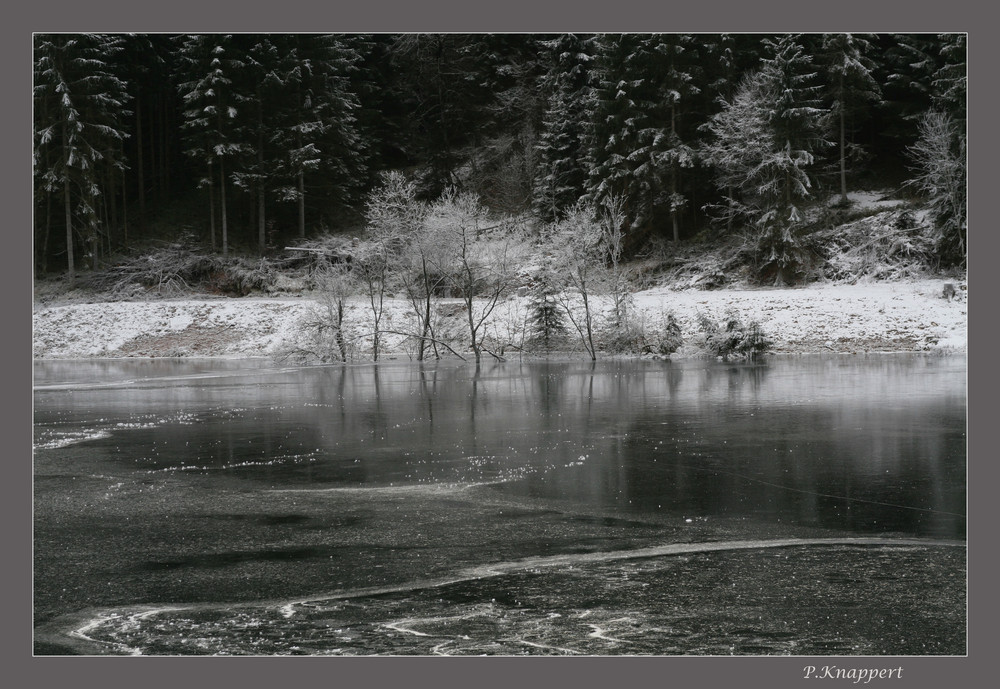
[[208, 159, 216, 252], [41, 190, 51, 274], [135, 100, 145, 234], [122, 167, 129, 252], [148, 95, 157, 206], [671, 104, 680, 242], [61, 118, 75, 280], [219, 157, 229, 257], [258, 99, 266, 254], [298, 171, 306, 239], [108, 165, 118, 253], [466, 296, 481, 364], [161, 93, 170, 201], [64, 174, 74, 281], [839, 82, 848, 204], [258, 185, 266, 254]]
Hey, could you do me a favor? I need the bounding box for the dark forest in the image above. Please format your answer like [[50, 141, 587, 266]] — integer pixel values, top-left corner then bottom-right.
[[33, 33, 967, 279]]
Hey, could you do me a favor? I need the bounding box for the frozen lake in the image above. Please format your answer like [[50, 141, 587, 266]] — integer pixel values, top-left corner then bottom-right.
[[33, 356, 967, 655]]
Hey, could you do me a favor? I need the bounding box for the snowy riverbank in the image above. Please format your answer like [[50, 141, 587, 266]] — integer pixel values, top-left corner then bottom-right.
[[32, 278, 967, 360]]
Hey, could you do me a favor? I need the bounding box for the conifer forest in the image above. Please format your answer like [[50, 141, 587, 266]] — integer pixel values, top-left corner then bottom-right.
[[33, 33, 966, 283]]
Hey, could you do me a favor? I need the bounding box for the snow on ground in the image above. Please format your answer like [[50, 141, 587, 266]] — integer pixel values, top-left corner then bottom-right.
[[32, 278, 967, 360], [635, 279, 966, 356], [829, 190, 906, 211]]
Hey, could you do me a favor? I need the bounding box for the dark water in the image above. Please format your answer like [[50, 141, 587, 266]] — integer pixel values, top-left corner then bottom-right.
[[33, 355, 967, 655]]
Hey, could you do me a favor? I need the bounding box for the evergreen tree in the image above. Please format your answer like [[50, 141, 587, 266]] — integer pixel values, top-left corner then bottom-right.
[[757, 34, 830, 283], [702, 35, 829, 284], [819, 33, 882, 203], [176, 34, 249, 256], [526, 259, 569, 352], [300, 35, 368, 222], [932, 33, 967, 126], [231, 35, 283, 253], [33, 34, 131, 279], [654, 34, 700, 242], [586, 34, 699, 244], [469, 34, 547, 214], [388, 34, 494, 198], [586, 34, 661, 236], [533, 33, 596, 221], [879, 34, 943, 146], [700, 70, 776, 228]]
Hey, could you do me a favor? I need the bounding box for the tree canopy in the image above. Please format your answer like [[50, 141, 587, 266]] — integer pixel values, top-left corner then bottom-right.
[[33, 33, 968, 275]]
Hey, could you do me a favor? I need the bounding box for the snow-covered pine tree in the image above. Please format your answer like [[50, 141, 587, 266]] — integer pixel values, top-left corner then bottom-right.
[[653, 34, 700, 242], [879, 33, 944, 146], [756, 34, 830, 284], [175, 34, 249, 257], [819, 33, 882, 204], [586, 34, 653, 232], [586, 34, 699, 245], [932, 34, 967, 126], [302, 35, 369, 219], [699, 70, 776, 229], [34, 34, 131, 279], [231, 35, 283, 254], [526, 259, 570, 353], [532, 33, 596, 222]]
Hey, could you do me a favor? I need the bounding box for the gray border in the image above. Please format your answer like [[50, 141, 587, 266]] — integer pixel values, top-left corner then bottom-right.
[[13, 1, 988, 687]]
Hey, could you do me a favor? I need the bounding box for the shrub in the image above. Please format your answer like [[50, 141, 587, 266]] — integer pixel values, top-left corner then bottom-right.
[[698, 309, 772, 360], [600, 309, 683, 357]]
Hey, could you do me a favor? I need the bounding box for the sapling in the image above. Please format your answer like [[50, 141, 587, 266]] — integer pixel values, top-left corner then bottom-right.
[[526, 260, 570, 353]]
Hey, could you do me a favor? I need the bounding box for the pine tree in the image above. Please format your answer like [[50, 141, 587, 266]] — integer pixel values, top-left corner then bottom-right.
[[586, 34, 699, 243], [932, 33, 967, 126], [388, 34, 494, 198], [700, 70, 776, 228], [653, 34, 700, 242], [302, 35, 369, 220], [702, 35, 829, 284], [34, 34, 131, 279], [231, 35, 282, 254], [469, 34, 547, 214], [586, 34, 661, 235], [879, 34, 943, 146], [819, 33, 881, 203], [526, 260, 569, 352], [176, 34, 249, 256], [533, 33, 596, 221], [757, 35, 830, 283]]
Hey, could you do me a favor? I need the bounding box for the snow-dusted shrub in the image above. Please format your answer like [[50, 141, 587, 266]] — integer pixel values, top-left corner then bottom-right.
[[525, 265, 570, 353], [600, 309, 683, 357], [279, 264, 356, 364], [641, 311, 683, 357], [817, 209, 937, 281], [698, 309, 772, 360], [79, 247, 282, 297]]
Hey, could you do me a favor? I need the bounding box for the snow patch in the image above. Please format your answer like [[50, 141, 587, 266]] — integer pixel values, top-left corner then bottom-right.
[[32, 280, 967, 359]]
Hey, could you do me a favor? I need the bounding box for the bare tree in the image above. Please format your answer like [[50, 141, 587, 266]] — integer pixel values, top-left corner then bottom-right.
[[601, 193, 632, 330], [549, 202, 603, 360], [428, 189, 523, 363], [907, 110, 967, 265], [370, 173, 446, 361]]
